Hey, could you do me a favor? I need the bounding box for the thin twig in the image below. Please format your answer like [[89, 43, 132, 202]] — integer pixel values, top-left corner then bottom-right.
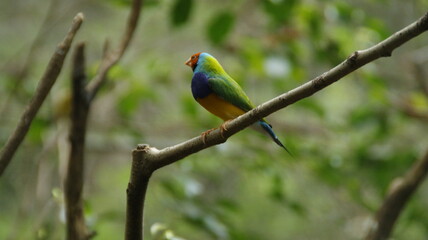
[[365, 149, 428, 240], [13, 0, 60, 80], [0, 0, 60, 116], [125, 12, 428, 240], [85, 0, 143, 100], [0, 13, 84, 177]]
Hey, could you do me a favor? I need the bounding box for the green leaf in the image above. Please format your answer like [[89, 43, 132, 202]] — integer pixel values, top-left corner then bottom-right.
[[171, 0, 193, 27], [28, 116, 50, 143], [349, 107, 376, 127], [262, 0, 297, 24], [287, 200, 307, 216], [216, 198, 240, 213], [334, 2, 354, 22], [207, 11, 235, 45], [366, 17, 390, 39]]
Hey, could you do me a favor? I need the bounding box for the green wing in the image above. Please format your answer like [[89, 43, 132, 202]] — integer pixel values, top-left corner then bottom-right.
[[208, 76, 255, 112]]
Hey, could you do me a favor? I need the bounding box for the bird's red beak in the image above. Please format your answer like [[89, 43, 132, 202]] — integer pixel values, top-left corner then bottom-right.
[[185, 52, 201, 70]]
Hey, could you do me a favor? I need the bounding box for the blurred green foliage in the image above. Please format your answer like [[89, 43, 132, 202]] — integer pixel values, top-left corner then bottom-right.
[[0, 0, 428, 239], [170, 0, 193, 27], [207, 11, 235, 45]]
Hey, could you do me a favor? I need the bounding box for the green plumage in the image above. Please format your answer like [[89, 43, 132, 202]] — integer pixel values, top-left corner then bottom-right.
[[195, 54, 254, 112], [188, 52, 292, 154], [208, 77, 254, 112]]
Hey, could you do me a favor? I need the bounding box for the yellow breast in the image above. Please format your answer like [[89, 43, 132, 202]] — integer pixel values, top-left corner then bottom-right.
[[197, 93, 246, 121]]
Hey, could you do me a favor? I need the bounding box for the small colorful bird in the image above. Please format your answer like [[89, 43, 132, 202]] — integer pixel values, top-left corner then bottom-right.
[[185, 52, 291, 154]]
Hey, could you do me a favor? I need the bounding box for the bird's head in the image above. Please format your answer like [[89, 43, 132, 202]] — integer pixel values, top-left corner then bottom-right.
[[185, 52, 202, 71], [185, 52, 225, 74]]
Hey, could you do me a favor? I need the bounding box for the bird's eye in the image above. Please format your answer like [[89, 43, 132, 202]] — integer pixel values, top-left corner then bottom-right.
[[191, 56, 196, 59]]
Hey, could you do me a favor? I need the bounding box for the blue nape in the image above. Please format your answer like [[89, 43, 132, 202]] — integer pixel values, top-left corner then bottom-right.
[[191, 72, 212, 99]]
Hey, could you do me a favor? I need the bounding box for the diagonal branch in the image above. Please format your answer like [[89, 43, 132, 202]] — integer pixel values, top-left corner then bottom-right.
[[85, 0, 143, 101], [0, 0, 60, 116], [125, 12, 428, 240], [148, 11, 428, 170], [365, 149, 428, 240], [0, 13, 84, 177]]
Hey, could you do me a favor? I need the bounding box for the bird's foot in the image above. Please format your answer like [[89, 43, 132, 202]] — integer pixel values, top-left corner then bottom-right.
[[201, 120, 232, 144], [220, 120, 232, 138], [201, 128, 216, 145]]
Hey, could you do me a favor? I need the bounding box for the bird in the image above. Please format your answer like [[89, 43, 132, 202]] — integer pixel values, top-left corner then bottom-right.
[[185, 52, 291, 154]]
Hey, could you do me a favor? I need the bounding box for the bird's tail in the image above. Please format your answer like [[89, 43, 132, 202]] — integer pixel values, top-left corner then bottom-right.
[[254, 121, 293, 156]]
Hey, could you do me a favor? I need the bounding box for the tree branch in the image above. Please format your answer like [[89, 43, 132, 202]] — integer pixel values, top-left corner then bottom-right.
[[146, 12, 428, 170], [365, 149, 428, 240], [0, 13, 84, 177], [0, 0, 60, 116], [125, 145, 154, 240], [64, 42, 92, 240], [61, 1, 143, 239], [85, 0, 143, 100], [125, 12, 428, 240]]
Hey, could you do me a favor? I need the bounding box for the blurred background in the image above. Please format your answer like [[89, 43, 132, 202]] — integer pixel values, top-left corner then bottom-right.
[[1, 0, 428, 239]]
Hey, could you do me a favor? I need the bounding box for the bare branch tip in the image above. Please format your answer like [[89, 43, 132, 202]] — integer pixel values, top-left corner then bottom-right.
[[75, 12, 85, 22], [135, 143, 160, 153], [77, 41, 86, 48], [136, 144, 150, 151], [67, 13, 84, 36]]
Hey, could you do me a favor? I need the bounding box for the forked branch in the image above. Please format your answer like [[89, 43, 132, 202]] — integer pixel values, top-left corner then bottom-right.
[[63, 0, 143, 239], [85, 0, 143, 100]]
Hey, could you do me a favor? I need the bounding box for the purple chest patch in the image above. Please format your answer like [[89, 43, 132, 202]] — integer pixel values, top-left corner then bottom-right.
[[191, 72, 212, 99]]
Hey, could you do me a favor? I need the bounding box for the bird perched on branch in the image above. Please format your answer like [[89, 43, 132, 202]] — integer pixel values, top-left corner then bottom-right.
[[185, 52, 291, 154]]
